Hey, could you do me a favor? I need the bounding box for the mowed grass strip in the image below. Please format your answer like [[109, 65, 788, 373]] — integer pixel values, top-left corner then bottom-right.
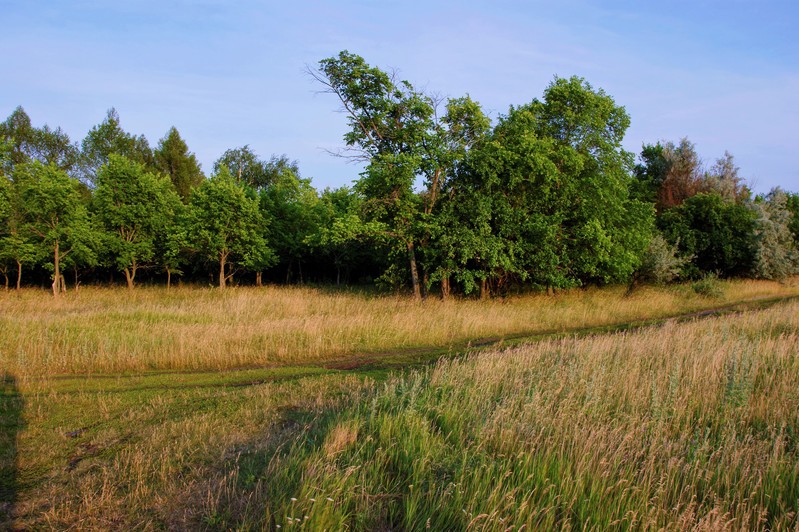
[[2, 278, 799, 378]]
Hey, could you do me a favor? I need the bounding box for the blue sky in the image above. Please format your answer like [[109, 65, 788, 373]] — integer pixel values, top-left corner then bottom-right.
[[2, 1, 797, 193]]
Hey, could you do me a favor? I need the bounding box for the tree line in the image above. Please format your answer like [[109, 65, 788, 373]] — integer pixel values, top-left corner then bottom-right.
[[2, 50, 798, 297]]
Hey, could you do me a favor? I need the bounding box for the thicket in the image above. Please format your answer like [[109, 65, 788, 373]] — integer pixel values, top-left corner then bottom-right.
[[2, 52, 798, 297]]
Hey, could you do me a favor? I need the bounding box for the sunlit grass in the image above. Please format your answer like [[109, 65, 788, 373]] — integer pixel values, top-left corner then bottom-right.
[[218, 301, 799, 530], [2, 278, 798, 378], [2, 288, 798, 529]]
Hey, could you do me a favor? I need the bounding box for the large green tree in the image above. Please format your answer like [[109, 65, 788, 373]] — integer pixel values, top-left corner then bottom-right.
[[0, 175, 39, 289], [93, 155, 183, 289], [751, 188, 799, 280], [447, 77, 652, 295], [313, 51, 492, 298], [185, 168, 273, 288], [154, 127, 204, 202], [214, 146, 272, 190], [15, 161, 96, 295], [258, 157, 319, 284]]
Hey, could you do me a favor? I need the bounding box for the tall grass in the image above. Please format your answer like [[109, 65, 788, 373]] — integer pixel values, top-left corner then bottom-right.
[[211, 301, 799, 530], [2, 278, 798, 378], [4, 297, 798, 529]]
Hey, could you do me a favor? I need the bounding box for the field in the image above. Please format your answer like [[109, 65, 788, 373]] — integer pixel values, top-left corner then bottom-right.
[[1, 280, 799, 529]]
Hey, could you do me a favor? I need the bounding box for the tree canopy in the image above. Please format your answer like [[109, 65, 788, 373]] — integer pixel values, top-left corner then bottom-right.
[[1, 51, 797, 295]]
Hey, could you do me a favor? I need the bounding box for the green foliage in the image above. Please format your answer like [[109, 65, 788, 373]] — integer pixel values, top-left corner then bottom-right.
[[80, 108, 154, 184], [445, 76, 653, 293], [691, 272, 724, 298], [154, 127, 204, 202], [635, 233, 691, 285], [305, 187, 382, 284], [14, 161, 97, 293], [185, 167, 274, 287], [0, 106, 79, 174], [784, 191, 799, 242], [632, 142, 670, 204], [751, 188, 799, 280], [93, 155, 183, 287], [3, 58, 791, 291], [315, 51, 461, 297], [0, 174, 40, 288], [257, 157, 318, 281], [658, 193, 757, 278]]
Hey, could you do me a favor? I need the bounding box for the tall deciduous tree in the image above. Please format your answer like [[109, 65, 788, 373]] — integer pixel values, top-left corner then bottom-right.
[[185, 168, 273, 288], [93, 155, 183, 288], [80, 108, 153, 184], [0, 175, 39, 289], [313, 51, 491, 298], [448, 77, 652, 295], [1, 106, 79, 173], [154, 127, 204, 202], [15, 162, 96, 295], [214, 146, 270, 189], [258, 157, 318, 284]]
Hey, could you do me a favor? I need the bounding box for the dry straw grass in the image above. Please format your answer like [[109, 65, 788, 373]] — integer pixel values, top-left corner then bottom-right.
[[2, 278, 798, 378], [4, 291, 798, 529], [244, 300, 799, 530]]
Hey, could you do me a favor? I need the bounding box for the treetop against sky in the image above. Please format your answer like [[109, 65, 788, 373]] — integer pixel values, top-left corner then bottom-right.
[[1, 1, 797, 193]]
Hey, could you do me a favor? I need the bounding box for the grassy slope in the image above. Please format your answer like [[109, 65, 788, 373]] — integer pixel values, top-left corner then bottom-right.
[[1, 280, 798, 529]]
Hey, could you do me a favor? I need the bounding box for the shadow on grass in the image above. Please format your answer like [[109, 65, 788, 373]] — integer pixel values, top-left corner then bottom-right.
[[0, 374, 23, 527]]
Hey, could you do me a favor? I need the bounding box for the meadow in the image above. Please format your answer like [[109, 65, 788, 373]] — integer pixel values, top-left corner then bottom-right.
[[2, 278, 799, 378], [1, 279, 798, 529]]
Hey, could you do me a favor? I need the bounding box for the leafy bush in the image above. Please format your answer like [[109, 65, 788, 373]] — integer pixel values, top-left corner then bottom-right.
[[691, 272, 724, 298], [636, 234, 691, 285]]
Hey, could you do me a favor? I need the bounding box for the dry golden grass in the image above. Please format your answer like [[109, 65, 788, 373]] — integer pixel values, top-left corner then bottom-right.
[[237, 300, 799, 530], [4, 293, 798, 529], [2, 278, 798, 378]]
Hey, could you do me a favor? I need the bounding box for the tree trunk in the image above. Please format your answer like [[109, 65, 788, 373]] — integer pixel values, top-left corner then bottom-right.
[[52, 241, 61, 297], [480, 278, 489, 300], [167, 268, 172, 290], [124, 268, 134, 290], [219, 254, 227, 289], [441, 275, 451, 300], [256, 271, 263, 287], [422, 271, 429, 299], [16, 260, 22, 291], [1, 270, 8, 290], [407, 241, 421, 300]]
